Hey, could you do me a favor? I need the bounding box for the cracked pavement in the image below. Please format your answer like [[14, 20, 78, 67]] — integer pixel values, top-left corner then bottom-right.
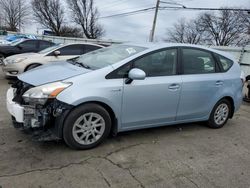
[[0, 69, 250, 188]]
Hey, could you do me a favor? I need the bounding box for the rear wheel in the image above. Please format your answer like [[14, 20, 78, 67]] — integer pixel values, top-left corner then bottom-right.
[[207, 99, 232, 129], [63, 104, 111, 150]]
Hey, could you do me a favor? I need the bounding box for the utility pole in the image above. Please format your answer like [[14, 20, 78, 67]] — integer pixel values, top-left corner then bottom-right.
[[149, 0, 160, 42]]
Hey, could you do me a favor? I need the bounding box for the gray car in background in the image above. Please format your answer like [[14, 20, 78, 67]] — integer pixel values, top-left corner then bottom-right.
[[6, 43, 243, 149]]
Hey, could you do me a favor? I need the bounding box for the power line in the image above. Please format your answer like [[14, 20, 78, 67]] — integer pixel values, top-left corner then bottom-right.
[[100, 0, 147, 10], [99, 7, 156, 19], [100, 3, 155, 15], [99, 6, 250, 20], [160, 6, 250, 11], [99, 0, 128, 9], [160, 1, 186, 8]]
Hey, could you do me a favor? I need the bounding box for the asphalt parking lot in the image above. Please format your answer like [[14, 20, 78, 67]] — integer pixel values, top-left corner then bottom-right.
[[0, 69, 250, 188]]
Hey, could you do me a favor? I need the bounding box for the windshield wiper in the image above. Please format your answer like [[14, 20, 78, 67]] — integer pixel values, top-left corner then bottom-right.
[[67, 60, 92, 69], [79, 62, 91, 69]]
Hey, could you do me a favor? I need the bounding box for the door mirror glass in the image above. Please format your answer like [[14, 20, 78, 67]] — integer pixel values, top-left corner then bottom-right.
[[128, 68, 146, 80], [54, 50, 61, 56]]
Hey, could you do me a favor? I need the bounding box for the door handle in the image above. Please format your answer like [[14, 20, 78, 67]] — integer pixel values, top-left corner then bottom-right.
[[168, 84, 180, 90], [215, 81, 223, 86]]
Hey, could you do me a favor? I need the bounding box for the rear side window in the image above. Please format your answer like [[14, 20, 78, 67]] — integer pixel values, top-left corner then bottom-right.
[[182, 48, 216, 74], [216, 54, 234, 72]]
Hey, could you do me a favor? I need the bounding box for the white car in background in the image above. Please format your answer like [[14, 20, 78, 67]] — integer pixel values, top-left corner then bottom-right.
[[2, 43, 104, 77]]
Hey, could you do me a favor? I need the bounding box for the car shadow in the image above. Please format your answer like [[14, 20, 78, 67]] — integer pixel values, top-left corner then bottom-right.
[[35, 122, 208, 150]]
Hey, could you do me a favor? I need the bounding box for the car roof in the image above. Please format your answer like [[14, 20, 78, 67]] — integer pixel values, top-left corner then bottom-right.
[[58, 42, 104, 48], [122, 42, 235, 61], [18, 38, 54, 43]]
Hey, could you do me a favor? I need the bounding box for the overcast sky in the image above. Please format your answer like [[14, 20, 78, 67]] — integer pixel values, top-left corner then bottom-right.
[[26, 0, 250, 42]]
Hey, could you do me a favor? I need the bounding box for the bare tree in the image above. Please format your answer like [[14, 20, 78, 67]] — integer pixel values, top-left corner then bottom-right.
[[197, 9, 248, 46], [0, 0, 30, 31], [67, 0, 104, 39], [166, 9, 249, 46], [165, 18, 204, 44], [0, 12, 3, 29], [32, 0, 65, 36], [60, 26, 83, 37]]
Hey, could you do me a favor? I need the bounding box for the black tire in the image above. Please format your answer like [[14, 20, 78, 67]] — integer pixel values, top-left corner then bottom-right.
[[246, 75, 250, 81], [63, 103, 112, 150], [207, 99, 232, 129], [25, 64, 41, 71]]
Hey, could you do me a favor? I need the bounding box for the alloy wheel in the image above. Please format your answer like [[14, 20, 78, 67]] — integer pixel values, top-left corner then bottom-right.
[[214, 103, 229, 125], [72, 112, 105, 145]]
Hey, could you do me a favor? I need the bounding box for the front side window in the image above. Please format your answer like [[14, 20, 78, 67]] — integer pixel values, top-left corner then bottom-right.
[[57, 44, 84, 55], [133, 48, 177, 77], [182, 48, 216, 74], [39, 44, 61, 54]]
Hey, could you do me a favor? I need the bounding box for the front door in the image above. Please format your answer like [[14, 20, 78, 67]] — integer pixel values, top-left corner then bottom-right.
[[121, 48, 182, 129]]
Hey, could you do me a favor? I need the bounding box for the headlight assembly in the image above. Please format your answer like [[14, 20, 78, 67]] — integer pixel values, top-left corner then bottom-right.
[[22, 82, 72, 105], [6, 57, 27, 64]]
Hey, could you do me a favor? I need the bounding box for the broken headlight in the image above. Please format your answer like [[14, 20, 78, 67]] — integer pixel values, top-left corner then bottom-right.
[[22, 82, 72, 105]]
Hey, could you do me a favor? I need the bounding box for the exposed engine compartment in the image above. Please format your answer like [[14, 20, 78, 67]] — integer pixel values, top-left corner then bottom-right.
[[10, 79, 73, 141]]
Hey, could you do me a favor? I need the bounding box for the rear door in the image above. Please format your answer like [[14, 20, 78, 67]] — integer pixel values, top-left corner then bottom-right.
[[176, 47, 223, 121]]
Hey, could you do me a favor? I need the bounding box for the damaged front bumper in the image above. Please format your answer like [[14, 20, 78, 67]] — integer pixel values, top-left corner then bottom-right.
[[6, 86, 73, 141]]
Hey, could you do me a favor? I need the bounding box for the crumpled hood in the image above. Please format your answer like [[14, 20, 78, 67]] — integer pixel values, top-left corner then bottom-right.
[[18, 61, 91, 86]]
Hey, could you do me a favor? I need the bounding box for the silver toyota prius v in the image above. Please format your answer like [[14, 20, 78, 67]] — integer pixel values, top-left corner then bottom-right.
[[6, 43, 243, 149]]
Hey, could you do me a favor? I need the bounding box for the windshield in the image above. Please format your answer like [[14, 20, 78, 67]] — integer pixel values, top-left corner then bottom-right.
[[38, 44, 61, 54], [75, 45, 147, 70]]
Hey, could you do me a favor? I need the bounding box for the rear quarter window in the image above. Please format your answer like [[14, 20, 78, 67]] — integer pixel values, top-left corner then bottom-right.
[[216, 54, 234, 72]]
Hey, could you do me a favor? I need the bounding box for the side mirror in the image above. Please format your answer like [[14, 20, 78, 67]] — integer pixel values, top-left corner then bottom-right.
[[128, 68, 146, 81], [54, 50, 60, 56]]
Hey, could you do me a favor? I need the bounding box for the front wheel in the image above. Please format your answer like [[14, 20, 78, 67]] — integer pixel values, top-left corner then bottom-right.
[[207, 99, 232, 129], [25, 64, 41, 71], [0, 54, 5, 64], [63, 104, 111, 150]]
